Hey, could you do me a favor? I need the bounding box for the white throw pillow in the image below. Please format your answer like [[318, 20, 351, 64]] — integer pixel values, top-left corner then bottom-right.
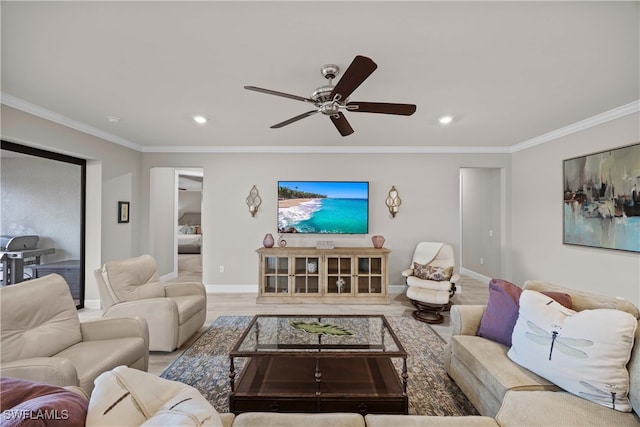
[[87, 366, 223, 426], [508, 290, 637, 412]]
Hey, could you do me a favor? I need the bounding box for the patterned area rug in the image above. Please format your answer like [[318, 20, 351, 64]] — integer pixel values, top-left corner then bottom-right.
[[161, 316, 478, 416]]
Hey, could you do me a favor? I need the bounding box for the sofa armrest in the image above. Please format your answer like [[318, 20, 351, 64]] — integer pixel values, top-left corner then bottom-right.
[[80, 316, 149, 346], [401, 269, 414, 277], [0, 357, 78, 387], [450, 304, 486, 337], [164, 281, 206, 298]]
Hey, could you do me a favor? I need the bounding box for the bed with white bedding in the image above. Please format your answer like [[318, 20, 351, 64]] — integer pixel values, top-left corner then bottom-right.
[[177, 213, 201, 254]]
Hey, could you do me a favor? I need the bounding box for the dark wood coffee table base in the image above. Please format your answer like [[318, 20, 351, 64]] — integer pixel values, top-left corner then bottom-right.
[[230, 356, 408, 415]]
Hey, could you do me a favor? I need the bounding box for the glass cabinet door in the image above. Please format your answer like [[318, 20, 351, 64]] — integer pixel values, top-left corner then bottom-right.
[[326, 256, 352, 294], [356, 256, 383, 294], [293, 256, 320, 294], [263, 256, 289, 294]]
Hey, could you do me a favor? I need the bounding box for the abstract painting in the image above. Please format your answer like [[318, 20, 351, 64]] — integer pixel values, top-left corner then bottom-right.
[[563, 143, 639, 252]]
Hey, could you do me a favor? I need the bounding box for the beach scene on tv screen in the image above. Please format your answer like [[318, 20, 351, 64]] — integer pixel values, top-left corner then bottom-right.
[[278, 181, 369, 234]]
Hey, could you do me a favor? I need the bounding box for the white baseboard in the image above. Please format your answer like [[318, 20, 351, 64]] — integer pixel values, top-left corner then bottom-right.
[[459, 268, 491, 284], [205, 284, 258, 293]]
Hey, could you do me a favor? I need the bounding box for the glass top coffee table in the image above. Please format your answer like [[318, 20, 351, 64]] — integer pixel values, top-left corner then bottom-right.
[[229, 314, 408, 415]]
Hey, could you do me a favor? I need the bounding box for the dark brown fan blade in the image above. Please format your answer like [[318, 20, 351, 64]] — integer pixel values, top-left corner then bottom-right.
[[244, 86, 316, 104], [329, 55, 377, 101], [347, 102, 416, 116], [270, 110, 319, 128], [330, 113, 354, 136]]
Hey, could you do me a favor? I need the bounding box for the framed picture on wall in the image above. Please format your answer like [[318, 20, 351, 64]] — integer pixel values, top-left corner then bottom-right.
[[563, 143, 639, 252], [118, 201, 130, 223]]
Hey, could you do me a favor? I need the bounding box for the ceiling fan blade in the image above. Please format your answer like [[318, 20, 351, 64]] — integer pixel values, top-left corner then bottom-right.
[[330, 55, 377, 101], [330, 113, 354, 136], [347, 102, 417, 116], [244, 86, 316, 104], [270, 110, 319, 128]]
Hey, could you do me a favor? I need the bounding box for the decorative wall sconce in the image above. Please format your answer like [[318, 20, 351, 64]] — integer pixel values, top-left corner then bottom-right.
[[385, 185, 401, 217], [246, 185, 262, 217]]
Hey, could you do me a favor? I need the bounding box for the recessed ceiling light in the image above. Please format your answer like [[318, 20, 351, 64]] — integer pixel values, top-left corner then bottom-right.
[[439, 115, 453, 125], [192, 115, 207, 124]]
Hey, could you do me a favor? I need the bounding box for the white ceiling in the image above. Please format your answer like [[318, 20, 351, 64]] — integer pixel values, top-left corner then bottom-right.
[[2, 1, 639, 152]]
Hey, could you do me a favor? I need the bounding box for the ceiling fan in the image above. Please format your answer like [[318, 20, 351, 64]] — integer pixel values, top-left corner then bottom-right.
[[244, 55, 416, 137]]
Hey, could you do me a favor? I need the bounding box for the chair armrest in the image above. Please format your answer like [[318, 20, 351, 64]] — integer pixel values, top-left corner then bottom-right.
[[80, 316, 149, 345], [449, 304, 486, 337], [164, 281, 206, 298], [0, 357, 78, 387], [401, 269, 414, 277], [450, 273, 461, 284]]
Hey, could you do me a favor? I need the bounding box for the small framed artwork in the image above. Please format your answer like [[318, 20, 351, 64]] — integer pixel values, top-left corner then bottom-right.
[[563, 142, 639, 252], [118, 201, 130, 223]]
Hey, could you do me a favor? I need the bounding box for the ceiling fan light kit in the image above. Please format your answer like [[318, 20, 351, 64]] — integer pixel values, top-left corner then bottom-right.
[[244, 55, 417, 136]]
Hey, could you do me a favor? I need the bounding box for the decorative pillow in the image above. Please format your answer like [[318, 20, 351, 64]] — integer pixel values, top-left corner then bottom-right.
[[508, 290, 637, 412], [0, 377, 88, 427], [87, 366, 223, 426], [477, 279, 573, 347], [413, 262, 453, 281]]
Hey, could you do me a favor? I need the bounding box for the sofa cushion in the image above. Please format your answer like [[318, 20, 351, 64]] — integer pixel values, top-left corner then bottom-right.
[[496, 390, 640, 427], [450, 334, 559, 404], [232, 412, 366, 427], [102, 255, 164, 302], [365, 414, 499, 427], [87, 366, 222, 426], [477, 279, 572, 347], [0, 377, 88, 427], [508, 290, 637, 412], [0, 275, 82, 361]]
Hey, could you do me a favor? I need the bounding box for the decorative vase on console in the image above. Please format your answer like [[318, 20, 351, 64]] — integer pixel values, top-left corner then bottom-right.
[[371, 235, 385, 249], [263, 233, 275, 248]]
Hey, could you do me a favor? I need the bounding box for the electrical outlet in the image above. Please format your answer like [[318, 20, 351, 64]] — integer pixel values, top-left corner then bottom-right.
[[219, 265, 224, 273]]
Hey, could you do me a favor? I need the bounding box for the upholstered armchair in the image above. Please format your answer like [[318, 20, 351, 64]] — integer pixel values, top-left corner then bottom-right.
[[94, 254, 207, 352], [0, 274, 149, 395], [402, 242, 459, 324]]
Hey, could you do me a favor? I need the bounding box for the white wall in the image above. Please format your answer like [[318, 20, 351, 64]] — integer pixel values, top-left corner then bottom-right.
[[141, 152, 511, 289], [510, 112, 640, 307]]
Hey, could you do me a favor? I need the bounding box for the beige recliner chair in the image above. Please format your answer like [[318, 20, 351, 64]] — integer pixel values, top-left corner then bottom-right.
[[402, 242, 460, 324], [94, 254, 207, 352], [0, 274, 149, 395]]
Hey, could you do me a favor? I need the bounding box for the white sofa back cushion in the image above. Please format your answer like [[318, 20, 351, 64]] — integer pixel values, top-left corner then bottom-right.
[[508, 290, 637, 412], [0, 274, 82, 361]]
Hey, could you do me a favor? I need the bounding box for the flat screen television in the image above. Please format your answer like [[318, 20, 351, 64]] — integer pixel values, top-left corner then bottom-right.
[[278, 181, 369, 234]]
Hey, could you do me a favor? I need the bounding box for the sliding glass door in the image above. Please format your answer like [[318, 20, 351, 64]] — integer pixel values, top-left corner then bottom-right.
[[1, 141, 85, 308]]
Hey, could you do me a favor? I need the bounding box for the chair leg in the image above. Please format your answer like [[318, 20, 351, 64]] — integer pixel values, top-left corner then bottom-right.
[[409, 299, 447, 324]]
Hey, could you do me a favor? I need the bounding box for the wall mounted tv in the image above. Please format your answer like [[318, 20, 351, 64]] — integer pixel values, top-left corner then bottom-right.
[[278, 181, 369, 234]]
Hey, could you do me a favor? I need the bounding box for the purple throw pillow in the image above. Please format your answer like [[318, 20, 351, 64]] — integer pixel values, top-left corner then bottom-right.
[[477, 279, 572, 347]]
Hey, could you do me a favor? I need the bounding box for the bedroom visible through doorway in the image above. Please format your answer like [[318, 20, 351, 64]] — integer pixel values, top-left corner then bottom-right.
[[177, 170, 203, 280]]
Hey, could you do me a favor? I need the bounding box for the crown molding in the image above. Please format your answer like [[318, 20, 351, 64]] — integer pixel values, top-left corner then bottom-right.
[[3, 92, 637, 155], [1, 92, 144, 152], [509, 100, 640, 153]]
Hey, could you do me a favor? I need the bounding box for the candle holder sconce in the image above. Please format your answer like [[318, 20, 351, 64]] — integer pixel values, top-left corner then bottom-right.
[[385, 185, 401, 218], [246, 185, 262, 217]]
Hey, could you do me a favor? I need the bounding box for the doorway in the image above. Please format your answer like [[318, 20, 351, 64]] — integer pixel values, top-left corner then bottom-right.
[[459, 167, 504, 281], [176, 169, 203, 281]]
